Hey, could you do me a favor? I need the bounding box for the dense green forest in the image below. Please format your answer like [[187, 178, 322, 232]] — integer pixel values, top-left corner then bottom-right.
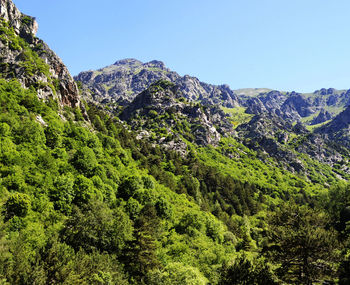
[[0, 77, 349, 284]]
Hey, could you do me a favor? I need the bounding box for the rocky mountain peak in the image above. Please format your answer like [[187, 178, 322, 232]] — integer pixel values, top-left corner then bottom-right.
[[310, 109, 332, 125], [314, 88, 337, 95], [316, 106, 350, 147], [113, 58, 143, 67]]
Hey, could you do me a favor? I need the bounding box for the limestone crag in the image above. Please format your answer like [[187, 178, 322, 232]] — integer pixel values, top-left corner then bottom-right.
[[239, 88, 350, 123], [0, 0, 37, 39]]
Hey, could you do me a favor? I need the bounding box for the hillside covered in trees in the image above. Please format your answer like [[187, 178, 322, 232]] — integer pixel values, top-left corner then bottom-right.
[[1, 0, 350, 284]]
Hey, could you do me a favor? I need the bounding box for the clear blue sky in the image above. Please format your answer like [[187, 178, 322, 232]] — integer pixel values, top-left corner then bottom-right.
[[12, 0, 350, 92]]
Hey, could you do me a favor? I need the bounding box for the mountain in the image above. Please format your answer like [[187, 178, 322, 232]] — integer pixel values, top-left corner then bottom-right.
[[241, 88, 350, 123], [75, 58, 240, 108], [76, 59, 350, 176], [310, 109, 332, 125]]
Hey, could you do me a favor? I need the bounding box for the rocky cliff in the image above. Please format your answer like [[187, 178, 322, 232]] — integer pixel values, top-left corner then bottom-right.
[[242, 90, 341, 123], [0, 0, 79, 107], [310, 109, 332, 125]]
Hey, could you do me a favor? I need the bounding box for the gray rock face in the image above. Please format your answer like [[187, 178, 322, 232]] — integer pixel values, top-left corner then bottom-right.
[[281, 94, 314, 118], [245, 98, 267, 115], [243, 91, 314, 122], [236, 115, 305, 172], [0, 0, 37, 38], [75, 59, 239, 108], [239, 87, 350, 124], [0, 0, 80, 107]]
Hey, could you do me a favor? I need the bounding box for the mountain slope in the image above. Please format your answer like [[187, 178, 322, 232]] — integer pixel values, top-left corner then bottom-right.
[[1, 1, 350, 284], [316, 105, 350, 148], [0, 1, 245, 284], [119, 80, 233, 149]]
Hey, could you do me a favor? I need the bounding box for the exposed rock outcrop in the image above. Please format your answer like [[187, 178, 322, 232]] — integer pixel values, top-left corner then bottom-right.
[[316, 106, 350, 148], [120, 80, 233, 151], [0, 0, 80, 107], [236, 113, 348, 174]]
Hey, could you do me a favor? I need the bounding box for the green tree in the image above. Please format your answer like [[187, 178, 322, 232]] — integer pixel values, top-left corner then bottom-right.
[[4, 193, 31, 220], [264, 203, 338, 284], [44, 125, 62, 148], [72, 146, 98, 177], [123, 204, 161, 282], [219, 255, 277, 285], [148, 262, 208, 285], [118, 175, 143, 199], [73, 175, 96, 205], [62, 201, 133, 253]]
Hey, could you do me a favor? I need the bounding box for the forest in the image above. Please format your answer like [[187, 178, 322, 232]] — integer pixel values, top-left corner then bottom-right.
[[1, 1, 350, 283], [0, 78, 349, 284]]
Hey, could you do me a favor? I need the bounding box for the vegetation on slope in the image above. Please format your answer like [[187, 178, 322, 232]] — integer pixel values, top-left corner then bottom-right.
[[0, 8, 350, 283]]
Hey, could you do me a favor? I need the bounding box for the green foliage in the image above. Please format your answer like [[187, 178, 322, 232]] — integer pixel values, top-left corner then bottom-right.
[[21, 16, 33, 25], [0, 78, 238, 284], [62, 201, 133, 253], [263, 202, 339, 284], [4, 193, 31, 220], [18, 49, 50, 77], [118, 175, 144, 199], [176, 212, 205, 237], [123, 204, 161, 282], [72, 146, 98, 177], [219, 255, 277, 285], [148, 262, 209, 285], [155, 196, 173, 219], [73, 175, 96, 205], [0, 74, 347, 284], [221, 106, 254, 128], [50, 174, 75, 212]]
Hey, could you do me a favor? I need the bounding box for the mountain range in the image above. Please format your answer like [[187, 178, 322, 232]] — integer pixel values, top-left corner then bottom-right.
[[76, 58, 350, 175], [75, 58, 350, 126]]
